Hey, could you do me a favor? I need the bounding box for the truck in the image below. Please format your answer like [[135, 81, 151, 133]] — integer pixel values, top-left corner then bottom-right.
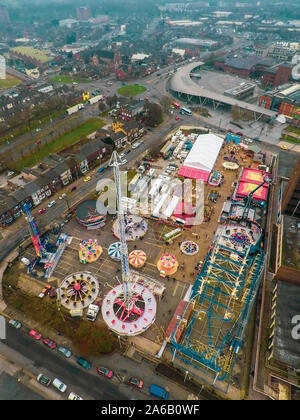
[[69, 309, 83, 319], [149, 384, 169, 400], [86, 304, 100, 321], [88, 95, 104, 105], [66, 103, 84, 115]]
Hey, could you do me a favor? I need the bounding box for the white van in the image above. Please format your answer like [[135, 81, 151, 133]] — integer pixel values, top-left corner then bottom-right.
[[68, 392, 83, 400], [21, 257, 30, 266]]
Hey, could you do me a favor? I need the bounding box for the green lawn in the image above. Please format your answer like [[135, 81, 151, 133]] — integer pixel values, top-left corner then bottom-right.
[[0, 75, 21, 89], [12, 118, 105, 171], [117, 84, 146, 96], [281, 134, 300, 144], [50, 75, 90, 84]]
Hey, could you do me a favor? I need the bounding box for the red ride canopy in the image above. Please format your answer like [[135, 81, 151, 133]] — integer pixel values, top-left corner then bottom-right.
[[178, 166, 210, 181]]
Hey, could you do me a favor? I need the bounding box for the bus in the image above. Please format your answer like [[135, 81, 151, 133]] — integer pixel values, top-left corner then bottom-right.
[[180, 107, 192, 116], [172, 101, 181, 109]]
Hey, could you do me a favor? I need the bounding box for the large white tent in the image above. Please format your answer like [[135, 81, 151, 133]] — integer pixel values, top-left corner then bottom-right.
[[178, 133, 224, 180]]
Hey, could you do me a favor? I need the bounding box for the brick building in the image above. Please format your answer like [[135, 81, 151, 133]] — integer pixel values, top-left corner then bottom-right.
[[261, 64, 292, 88]]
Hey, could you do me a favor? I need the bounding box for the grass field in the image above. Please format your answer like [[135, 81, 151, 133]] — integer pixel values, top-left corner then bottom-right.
[[0, 110, 65, 147], [0, 75, 21, 89], [281, 133, 300, 144], [117, 84, 146, 96], [50, 75, 90, 84], [12, 118, 105, 171]]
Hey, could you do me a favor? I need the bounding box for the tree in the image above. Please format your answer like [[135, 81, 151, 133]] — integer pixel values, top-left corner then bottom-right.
[[144, 102, 163, 127], [160, 95, 173, 114], [73, 321, 116, 355], [98, 102, 106, 112]]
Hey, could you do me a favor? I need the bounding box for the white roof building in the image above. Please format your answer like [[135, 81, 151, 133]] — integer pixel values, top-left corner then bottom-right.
[[131, 53, 150, 62], [183, 133, 224, 173]]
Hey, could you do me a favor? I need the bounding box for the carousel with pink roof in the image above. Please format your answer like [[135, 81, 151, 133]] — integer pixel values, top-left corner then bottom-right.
[[101, 152, 158, 337]]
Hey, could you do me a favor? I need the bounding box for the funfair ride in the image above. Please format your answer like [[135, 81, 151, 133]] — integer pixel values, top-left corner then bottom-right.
[[168, 178, 269, 393], [101, 152, 157, 336]]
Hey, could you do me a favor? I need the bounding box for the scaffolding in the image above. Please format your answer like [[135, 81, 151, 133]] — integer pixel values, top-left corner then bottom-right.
[[169, 228, 265, 393]]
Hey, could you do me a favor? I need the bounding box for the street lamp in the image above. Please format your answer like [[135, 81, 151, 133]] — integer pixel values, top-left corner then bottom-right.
[[118, 335, 122, 349]]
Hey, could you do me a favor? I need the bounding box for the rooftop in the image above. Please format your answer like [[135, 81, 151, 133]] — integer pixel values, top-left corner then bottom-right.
[[273, 280, 300, 369], [281, 215, 300, 271]]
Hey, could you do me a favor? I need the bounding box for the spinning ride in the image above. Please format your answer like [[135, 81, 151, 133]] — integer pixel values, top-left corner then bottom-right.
[[79, 239, 102, 264], [180, 241, 199, 256], [59, 272, 100, 310], [157, 254, 178, 276], [129, 250, 147, 268]]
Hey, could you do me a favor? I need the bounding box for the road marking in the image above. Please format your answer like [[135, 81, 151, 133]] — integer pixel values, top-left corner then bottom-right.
[[172, 282, 179, 297]]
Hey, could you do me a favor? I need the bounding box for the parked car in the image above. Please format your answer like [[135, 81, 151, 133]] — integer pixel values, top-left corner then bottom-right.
[[58, 346, 72, 358], [37, 374, 51, 387], [52, 378, 67, 393], [121, 159, 128, 166], [29, 330, 42, 340], [38, 208, 46, 215], [59, 194, 67, 200], [119, 152, 125, 159], [43, 338, 56, 349], [49, 288, 56, 299], [68, 392, 83, 400], [70, 186, 77, 192], [48, 200, 56, 208], [125, 149, 131, 155], [83, 176, 91, 183], [77, 357, 91, 370], [8, 319, 22, 329], [39, 284, 52, 298], [21, 257, 30, 266], [175, 116, 180, 121], [97, 366, 113, 378], [128, 377, 143, 389]]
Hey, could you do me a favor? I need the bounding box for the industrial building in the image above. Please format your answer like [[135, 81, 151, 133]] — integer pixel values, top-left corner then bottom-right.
[[176, 37, 219, 51], [224, 82, 256, 100], [214, 55, 273, 78], [259, 84, 300, 124], [261, 63, 293, 88]]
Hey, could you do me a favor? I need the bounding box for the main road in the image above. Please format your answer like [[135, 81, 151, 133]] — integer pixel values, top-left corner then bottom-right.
[[0, 323, 145, 400]]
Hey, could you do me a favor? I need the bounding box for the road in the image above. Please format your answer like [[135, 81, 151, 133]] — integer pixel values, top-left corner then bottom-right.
[[0, 324, 136, 400], [1, 318, 192, 400]]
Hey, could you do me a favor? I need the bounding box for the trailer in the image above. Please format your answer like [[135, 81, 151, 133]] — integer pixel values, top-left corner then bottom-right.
[[88, 95, 104, 105], [66, 103, 84, 115]]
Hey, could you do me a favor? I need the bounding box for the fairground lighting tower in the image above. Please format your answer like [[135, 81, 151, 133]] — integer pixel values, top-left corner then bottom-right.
[[101, 152, 157, 335], [109, 151, 135, 315]]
